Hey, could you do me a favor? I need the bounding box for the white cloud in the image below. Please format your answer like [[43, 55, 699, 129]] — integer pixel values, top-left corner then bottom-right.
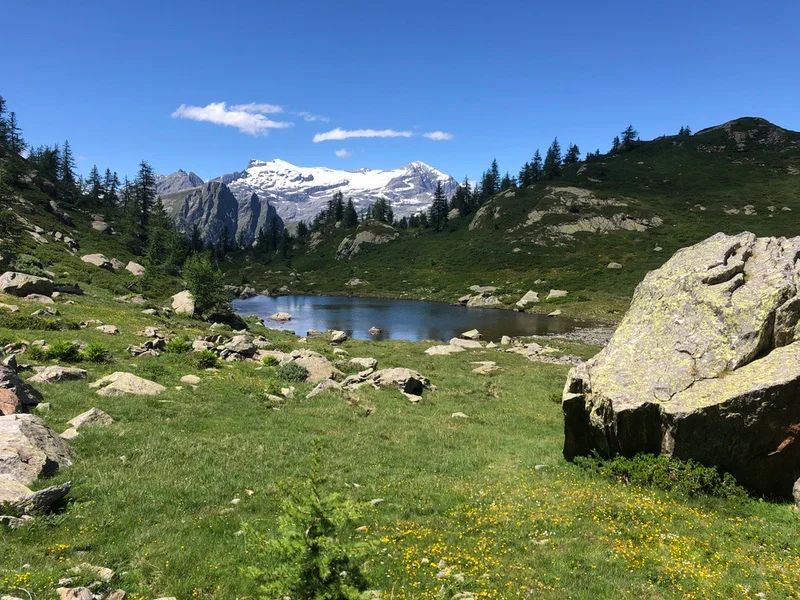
[[230, 102, 284, 114], [313, 128, 414, 143], [335, 148, 353, 158], [423, 131, 454, 141], [171, 102, 293, 136], [295, 111, 330, 122]]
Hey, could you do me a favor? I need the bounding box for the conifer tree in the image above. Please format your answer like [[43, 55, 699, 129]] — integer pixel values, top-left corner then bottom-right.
[[544, 138, 562, 179], [621, 125, 638, 145], [87, 165, 103, 201], [344, 199, 359, 227], [428, 181, 449, 231], [134, 161, 156, 234], [531, 150, 543, 182], [59, 140, 76, 188], [297, 220, 309, 240], [611, 136, 621, 152], [104, 169, 119, 205], [7, 112, 24, 154], [564, 143, 581, 164]]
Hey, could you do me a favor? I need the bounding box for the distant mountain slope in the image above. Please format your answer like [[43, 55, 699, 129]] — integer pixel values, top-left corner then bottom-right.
[[154, 169, 204, 196], [214, 159, 458, 222]]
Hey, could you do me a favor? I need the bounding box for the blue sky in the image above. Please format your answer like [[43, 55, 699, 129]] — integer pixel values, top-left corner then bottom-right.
[[3, 0, 799, 182]]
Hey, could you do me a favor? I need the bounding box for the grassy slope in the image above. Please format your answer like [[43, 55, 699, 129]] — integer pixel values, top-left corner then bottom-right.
[[226, 118, 800, 321], [1, 294, 799, 599]]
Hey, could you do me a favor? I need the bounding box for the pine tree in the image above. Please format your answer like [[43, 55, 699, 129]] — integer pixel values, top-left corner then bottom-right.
[[103, 169, 119, 205], [334, 193, 345, 222], [59, 140, 76, 188], [0, 96, 7, 143], [621, 125, 639, 146], [409, 213, 420, 228], [297, 220, 309, 240], [428, 181, 449, 231], [344, 199, 359, 227], [611, 136, 621, 152], [280, 229, 293, 258], [544, 138, 562, 179], [7, 112, 24, 154], [87, 165, 102, 201], [134, 161, 156, 235], [500, 172, 515, 191], [564, 143, 581, 164]]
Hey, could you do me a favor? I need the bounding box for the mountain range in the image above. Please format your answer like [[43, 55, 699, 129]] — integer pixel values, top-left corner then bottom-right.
[[155, 159, 457, 246]]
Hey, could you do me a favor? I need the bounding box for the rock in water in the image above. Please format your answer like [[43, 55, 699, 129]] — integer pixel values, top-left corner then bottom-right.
[[562, 232, 800, 496]]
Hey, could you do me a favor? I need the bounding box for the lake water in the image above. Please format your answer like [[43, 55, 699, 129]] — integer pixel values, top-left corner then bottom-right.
[[233, 294, 592, 342]]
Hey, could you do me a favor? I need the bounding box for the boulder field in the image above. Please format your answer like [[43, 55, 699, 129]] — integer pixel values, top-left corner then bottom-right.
[[562, 232, 800, 497]]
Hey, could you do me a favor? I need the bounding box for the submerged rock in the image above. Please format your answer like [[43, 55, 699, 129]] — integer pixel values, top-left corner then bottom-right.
[[563, 232, 800, 496]]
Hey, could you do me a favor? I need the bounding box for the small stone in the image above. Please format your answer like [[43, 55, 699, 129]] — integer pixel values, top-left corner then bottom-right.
[[546, 289, 568, 300], [96, 325, 120, 335], [460, 329, 481, 340], [180, 375, 201, 385], [500, 335, 512, 345], [451, 412, 469, 419]]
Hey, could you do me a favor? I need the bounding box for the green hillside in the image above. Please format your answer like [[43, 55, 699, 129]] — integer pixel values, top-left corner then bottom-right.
[[226, 117, 800, 320]]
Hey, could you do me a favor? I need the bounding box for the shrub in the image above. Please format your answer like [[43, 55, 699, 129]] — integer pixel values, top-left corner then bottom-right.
[[25, 344, 48, 362], [277, 362, 308, 383], [164, 336, 192, 354], [47, 339, 81, 362], [262, 355, 280, 367], [183, 253, 230, 317], [194, 350, 218, 369], [243, 440, 375, 599], [264, 377, 282, 396], [575, 453, 747, 498], [82, 342, 112, 363], [0, 313, 79, 331], [11, 254, 49, 278]]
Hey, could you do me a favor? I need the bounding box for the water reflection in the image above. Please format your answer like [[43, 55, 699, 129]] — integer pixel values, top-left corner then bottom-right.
[[233, 295, 591, 342]]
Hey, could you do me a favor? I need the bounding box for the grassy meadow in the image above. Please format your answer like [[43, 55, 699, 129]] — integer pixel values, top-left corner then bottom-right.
[[1, 290, 799, 599]]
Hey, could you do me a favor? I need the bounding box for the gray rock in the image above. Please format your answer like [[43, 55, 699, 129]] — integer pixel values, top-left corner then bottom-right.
[[329, 330, 348, 344], [350, 357, 378, 370], [424, 344, 465, 356], [13, 481, 71, 514], [563, 232, 800, 497], [0, 272, 54, 297], [460, 329, 481, 340], [96, 325, 120, 335], [336, 222, 399, 260], [269, 312, 291, 322], [125, 261, 145, 276], [280, 350, 343, 383], [28, 366, 87, 384], [607, 262, 623, 269], [369, 368, 431, 396], [25, 293, 54, 304], [547, 289, 568, 300], [171, 290, 195, 316], [89, 372, 166, 396], [68, 407, 113, 430], [180, 375, 201, 385], [306, 378, 341, 398], [81, 253, 114, 271], [449, 337, 482, 349], [1, 364, 43, 407], [515, 290, 540, 308], [0, 414, 73, 486]]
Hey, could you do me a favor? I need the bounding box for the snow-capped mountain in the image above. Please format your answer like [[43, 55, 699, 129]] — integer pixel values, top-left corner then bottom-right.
[[215, 159, 458, 222]]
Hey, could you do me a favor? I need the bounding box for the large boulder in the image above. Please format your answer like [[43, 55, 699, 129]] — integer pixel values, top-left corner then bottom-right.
[[126, 261, 145, 276], [0, 272, 54, 297], [89, 372, 166, 396], [1, 364, 43, 409], [562, 232, 800, 496], [336, 222, 399, 260], [28, 366, 87, 384], [0, 414, 73, 486], [171, 290, 195, 316], [280, 350, 343, 383], [81, 254, 114, 271]]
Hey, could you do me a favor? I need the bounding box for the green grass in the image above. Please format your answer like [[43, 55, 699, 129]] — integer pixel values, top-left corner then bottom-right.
[[1, 292, 799, 599]]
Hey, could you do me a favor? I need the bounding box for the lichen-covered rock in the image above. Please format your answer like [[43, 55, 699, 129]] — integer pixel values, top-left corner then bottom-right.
[[0, 271, 54, 297], [0, 414, 73, 486], [280, 350, 343, 383], [562, 232, 800, 496], [90, 372, 166, 396]]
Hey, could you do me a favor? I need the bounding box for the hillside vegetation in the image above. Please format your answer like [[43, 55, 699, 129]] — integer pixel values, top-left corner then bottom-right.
[[2, 112, 800, 599], [226, 118, 800, 320]]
